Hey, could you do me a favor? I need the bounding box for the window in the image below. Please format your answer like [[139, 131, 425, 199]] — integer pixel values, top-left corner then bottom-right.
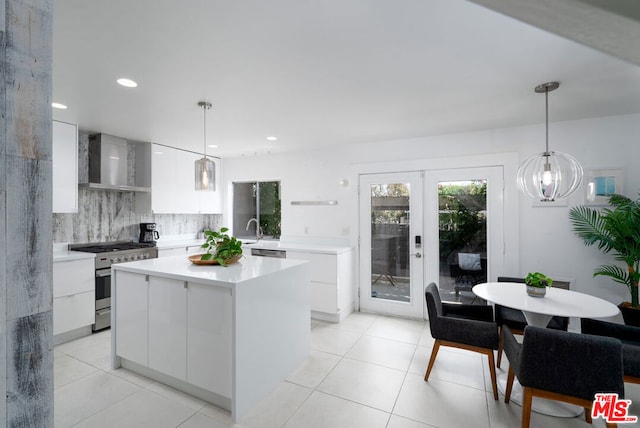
[[233, 181, 281, 240]]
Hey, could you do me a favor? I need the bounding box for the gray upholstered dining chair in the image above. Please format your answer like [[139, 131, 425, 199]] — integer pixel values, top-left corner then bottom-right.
[[503, 325, 624, 428], [424, 282, 499, 400], [581, 318, 640, 385], [494, 276, 569, 367]]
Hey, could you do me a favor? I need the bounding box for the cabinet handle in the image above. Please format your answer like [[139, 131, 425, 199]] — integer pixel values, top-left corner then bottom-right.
[[184, 281, 188, 289]]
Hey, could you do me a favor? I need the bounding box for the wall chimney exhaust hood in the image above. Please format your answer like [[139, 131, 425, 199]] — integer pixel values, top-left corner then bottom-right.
[[80, 133, 152, 192]]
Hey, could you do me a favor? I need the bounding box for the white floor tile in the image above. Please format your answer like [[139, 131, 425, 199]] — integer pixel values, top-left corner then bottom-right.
[[54, 371, 140, 428], [366, 316, 426, 344], [284, 391, 389, 428], [108, 366, 156, 388], [317, 358, 405, 412], [73, 389, 197, 428], [198, 403, 233, 425], [386, 414, 437, 428], [54, 350, 98, 389], [311, 325, 361, 356], [178, 412, 230, 428], [237, 381, 313, 428], [145, 381, 207, 411], [346, 335, 417, 371], [286, 350, 341, 389], [394, 372, 491, 428], [327, 312, 378, 334], [55, 330, 112, 370], [420, 346, 487, 391]]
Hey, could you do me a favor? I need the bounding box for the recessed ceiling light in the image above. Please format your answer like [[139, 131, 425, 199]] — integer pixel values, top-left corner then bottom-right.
[[208, 144, 218, 149], [117, 78, 138, 88], [266, 136, 277, 141], [51, 102, 67, 109]]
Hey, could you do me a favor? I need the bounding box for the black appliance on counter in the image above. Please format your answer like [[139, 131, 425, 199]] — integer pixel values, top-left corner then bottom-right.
[[70, 241, 158, 331], [139, 222, 159, 244]]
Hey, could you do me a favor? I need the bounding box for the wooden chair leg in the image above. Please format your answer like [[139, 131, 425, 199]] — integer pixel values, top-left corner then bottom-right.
[[497, 326, 503, 368], [521, 387, 533, 428], [424, 340, 441, 381], [486, 350, 498, 400], [505, 367, 515, 403], [585, 404, 592, 423]]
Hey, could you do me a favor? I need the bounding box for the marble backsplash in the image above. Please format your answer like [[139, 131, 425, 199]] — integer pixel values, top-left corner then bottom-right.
[[53, 188, 222, 244]]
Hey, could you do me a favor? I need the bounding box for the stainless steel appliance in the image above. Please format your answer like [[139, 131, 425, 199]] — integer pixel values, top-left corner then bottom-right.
[[70, 241, 158, 331], [139, 222, 159, 244], [250, 248, 286, 258]]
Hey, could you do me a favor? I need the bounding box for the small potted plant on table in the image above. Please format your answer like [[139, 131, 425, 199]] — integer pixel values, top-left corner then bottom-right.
[[525, 272, 553, 297], [190, 227, 243, 266]]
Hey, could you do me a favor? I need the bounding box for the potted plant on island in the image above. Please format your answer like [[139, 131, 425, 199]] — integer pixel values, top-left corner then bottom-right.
[[569, 194, 640, 326], [196, 227, 243, 266], [525, 272, 553, 297]]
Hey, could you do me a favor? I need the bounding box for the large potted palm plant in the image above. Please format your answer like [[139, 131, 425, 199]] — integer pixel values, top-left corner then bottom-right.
[[569, 194, 640, 326]]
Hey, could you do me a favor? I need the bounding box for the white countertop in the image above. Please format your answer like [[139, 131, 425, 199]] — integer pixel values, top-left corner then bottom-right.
[[112, 254, 309, 288], [53, 250, 96, 262], [245, 241, 352, 255]]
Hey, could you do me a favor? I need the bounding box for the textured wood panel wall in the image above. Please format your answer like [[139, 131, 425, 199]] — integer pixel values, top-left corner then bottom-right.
[[1, 0, 54, 425]]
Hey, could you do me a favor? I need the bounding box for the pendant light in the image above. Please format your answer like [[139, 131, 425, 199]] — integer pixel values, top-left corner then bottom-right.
[[516, 82, 583, 201], [194, 101, 216, 191]]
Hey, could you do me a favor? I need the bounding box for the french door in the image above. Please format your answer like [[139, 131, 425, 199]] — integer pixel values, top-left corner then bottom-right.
[[359, 172, 424, 318], [358, 167, 504, 318]]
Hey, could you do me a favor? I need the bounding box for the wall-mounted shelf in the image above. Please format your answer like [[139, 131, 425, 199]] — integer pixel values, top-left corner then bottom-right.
[[291, 201, 338, 206]]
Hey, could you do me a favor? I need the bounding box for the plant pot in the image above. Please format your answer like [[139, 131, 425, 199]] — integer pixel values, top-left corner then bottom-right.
[[619, 302, 640, 327], [526, 285, 546, 298]]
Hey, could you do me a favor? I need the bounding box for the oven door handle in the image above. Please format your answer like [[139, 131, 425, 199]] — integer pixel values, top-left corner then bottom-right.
[[96, 269, 111, 278]]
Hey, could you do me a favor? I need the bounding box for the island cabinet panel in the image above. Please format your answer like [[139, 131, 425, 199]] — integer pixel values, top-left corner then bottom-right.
[[187, 283, 232, 396], [148, 277, 187, 381], [114, 271, 149, 366]]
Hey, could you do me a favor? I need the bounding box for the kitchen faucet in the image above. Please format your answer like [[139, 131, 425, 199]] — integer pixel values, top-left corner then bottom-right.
[[245, 218, 264, 241]]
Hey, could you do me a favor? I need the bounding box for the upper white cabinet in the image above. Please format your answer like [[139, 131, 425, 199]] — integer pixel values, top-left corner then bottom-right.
[[52, 121, 78, 213], [152, 144, 221, 214]]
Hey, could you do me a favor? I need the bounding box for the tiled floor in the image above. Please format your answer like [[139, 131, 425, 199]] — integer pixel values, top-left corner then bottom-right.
[[54, 312, 640, 427]]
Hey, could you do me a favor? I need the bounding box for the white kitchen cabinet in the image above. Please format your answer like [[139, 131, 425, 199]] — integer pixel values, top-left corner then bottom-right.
[[287, 249, 353, 322], [151, 143, 222, 214], [157, 244, 204, 258], [114, 271, 148, 366], [52, 121, 78, 213], [148, 276, 188, 381], [53, 257, 94, 337], [151, 144, 177, 213], [187, 282, 232, 396]]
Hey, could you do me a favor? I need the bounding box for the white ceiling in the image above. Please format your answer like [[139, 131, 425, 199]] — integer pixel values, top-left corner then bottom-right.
[[52, 0, 640, 158]]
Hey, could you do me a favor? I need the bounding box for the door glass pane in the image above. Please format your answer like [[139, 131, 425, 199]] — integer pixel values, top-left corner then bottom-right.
[[370, 183, 410, 302], [438, 180, 487, 303], [233, 182, 257, 240]]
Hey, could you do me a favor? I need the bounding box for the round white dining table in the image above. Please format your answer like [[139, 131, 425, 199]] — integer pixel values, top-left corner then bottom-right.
[[472, 282, 620, 417], [473, 282, 620, 327]]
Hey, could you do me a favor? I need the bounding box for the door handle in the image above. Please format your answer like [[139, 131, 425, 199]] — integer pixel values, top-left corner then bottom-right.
[[411, 252, 422, 258]]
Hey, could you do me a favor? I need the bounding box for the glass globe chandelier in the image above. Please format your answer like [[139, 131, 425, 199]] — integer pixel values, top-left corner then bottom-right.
[[194, 101, 216, 191], [516, 82, 583, 202]]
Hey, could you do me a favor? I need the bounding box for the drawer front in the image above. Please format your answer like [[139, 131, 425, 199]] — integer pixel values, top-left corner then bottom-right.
[[53, 290, 95, 335], [287, 251, 337, 284], [53, 259, 95, 298], [310, 281, 337, 314]]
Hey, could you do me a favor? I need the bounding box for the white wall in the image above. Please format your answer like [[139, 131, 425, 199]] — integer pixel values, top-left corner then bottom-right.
[[223, 113, 640, 306]]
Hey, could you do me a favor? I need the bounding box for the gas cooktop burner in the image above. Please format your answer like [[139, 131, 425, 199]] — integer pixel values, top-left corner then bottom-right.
[[70, 241, 156, 253]]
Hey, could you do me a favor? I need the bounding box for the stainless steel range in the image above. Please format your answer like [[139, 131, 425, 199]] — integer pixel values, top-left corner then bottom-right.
[[70, 241, 158, 331]]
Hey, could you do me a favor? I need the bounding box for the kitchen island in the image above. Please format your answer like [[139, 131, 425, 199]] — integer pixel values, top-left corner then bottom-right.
[[110, 254, 310, 423]]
